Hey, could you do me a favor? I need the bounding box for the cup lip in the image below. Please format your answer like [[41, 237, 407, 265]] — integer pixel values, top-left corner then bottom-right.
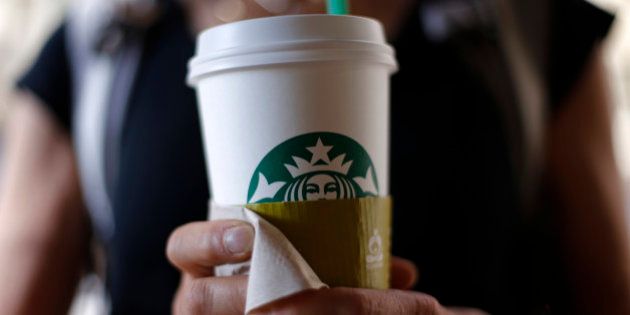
[[188, 14, 397, 86]]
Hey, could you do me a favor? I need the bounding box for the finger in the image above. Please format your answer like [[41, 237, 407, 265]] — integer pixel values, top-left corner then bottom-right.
[[255, 287, 484, 315], [252, 288, 366, 315], [390, 257, 418, 290], [172, 274, 193, 315], [173, 275, 248, 315], [167, 220, 254, 277]]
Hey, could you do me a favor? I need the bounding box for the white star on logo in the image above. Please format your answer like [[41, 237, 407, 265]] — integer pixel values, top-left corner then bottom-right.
[[306, 138, 333, 164], [353, 166, 378, 196], [249, 173, 286, 203]]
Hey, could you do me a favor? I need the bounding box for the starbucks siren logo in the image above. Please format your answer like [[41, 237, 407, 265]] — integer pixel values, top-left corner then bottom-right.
[[248, 132, 379, 203]]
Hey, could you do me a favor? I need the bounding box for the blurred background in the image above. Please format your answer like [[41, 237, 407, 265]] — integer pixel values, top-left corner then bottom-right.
[[0, 0, 628, 314], [1, 0, 628, 179]]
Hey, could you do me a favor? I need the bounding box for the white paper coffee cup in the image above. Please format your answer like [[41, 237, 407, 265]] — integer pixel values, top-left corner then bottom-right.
[[188, 15, 397, 206]]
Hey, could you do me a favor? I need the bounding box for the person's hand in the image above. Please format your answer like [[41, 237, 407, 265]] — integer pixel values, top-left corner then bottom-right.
[[184, 0, 326, 33], [167, 220, 488, 314]]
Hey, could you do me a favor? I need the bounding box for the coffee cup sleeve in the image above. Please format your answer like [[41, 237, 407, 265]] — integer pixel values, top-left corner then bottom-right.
[[210, 197, 392, 313]]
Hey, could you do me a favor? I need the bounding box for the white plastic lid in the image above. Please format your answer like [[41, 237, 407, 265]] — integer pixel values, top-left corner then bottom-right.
[[188, 14, 397, 86]]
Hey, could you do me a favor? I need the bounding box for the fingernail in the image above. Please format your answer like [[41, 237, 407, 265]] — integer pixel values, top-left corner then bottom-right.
[[223, 224, 254, 255]]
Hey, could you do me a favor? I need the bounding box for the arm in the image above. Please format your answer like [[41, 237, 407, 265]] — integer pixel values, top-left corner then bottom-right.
[[547, 47, 630, 314], [0, 92, 90, 315]]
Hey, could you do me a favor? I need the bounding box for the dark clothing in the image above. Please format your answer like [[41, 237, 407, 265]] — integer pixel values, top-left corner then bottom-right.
[[18, 1, 612, 314], [105, 6, 208, 314], [18, 23, 73, 129], [391, 1, 612, 314], [550, 0, 615, 105]]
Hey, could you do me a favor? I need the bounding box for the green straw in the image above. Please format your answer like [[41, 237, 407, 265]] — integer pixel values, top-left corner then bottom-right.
[[326, 0, 349, 15]]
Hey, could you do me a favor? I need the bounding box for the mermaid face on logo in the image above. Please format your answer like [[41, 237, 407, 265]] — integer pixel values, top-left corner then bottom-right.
[[305, 174, 339, 200], [284, 172, 357, 201], [247, 133, 379, 204]]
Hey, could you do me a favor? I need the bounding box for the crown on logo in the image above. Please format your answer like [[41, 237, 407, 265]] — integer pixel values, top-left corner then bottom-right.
[[284, 138, 353, 178]]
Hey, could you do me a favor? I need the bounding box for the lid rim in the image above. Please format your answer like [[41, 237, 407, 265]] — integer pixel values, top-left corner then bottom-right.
[[187, 53, 398, 87], [189, 39, 395, 68]]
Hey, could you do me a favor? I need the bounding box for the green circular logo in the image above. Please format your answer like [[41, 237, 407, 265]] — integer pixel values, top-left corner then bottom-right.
[[248, 132, 379, 203]]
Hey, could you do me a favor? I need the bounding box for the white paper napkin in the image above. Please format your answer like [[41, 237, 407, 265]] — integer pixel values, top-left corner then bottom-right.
[[210, 203, 328, 313]]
